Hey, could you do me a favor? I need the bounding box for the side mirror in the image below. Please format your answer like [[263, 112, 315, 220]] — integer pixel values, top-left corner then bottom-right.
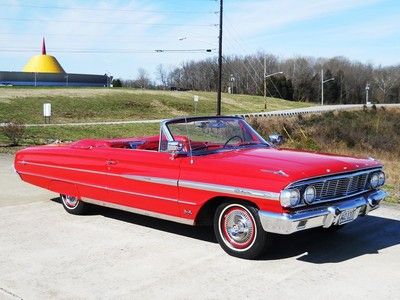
[[167, 141, 183, 157], [268, 134, 284, 146]]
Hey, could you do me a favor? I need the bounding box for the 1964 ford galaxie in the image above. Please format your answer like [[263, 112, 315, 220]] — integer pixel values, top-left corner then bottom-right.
[[14, 116, 386, 259]]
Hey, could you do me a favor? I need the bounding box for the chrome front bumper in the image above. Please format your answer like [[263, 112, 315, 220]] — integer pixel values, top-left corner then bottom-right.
[[258, 190, 387, 234]]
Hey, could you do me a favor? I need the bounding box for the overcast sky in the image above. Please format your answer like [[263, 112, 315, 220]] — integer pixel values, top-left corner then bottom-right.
[[0, 0, 399, 80]]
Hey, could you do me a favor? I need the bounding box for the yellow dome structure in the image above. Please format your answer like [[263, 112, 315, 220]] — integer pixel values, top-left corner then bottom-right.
[[23, 38, 65, 74]]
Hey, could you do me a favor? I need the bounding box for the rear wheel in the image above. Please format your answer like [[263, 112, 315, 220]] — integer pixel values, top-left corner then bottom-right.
[[214, 202, 267, 259], [60, 194, 87, 215]]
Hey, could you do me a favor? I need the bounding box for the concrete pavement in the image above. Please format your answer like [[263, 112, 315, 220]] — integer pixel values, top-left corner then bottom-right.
[[1, 154, 400, 299]]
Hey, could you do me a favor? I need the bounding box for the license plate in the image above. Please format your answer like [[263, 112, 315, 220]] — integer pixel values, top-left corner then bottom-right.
[[338, 208, 357, 225]]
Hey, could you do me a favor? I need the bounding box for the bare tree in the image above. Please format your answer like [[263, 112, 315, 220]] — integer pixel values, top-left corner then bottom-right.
[[155, 64, 168, 89], [135, 68, 151, 89], [374, 66, 400, 103]]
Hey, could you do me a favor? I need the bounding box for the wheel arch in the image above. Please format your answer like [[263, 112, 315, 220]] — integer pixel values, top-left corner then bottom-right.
[[195, 196, 260, 226], [48, 180, 80, 198]]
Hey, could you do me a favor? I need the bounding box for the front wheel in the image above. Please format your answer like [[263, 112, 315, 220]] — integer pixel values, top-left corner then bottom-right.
[[214, 203, 267, 259], [60, 194, 87, 215]]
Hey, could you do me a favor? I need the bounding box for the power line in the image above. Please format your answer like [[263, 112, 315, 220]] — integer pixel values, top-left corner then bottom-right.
[[0, 17, 218, 27], [225, 19, 284, 98], [2, 3, 218, 15], [0, 48, 216, 54], [0, 38, 218, 47], [223, 38, 271, 97], [0, 32, 218, 40]]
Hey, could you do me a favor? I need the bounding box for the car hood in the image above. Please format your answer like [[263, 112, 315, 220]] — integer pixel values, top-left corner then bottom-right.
[[204, 147, 382, 183]]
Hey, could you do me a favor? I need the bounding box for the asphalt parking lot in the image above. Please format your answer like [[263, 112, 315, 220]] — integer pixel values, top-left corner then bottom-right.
[[1, 153, 400, 299]]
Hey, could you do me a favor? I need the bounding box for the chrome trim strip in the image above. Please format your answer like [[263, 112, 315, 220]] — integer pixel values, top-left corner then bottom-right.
[[19, 161, 178, 186], [121, 174, 177, 186], [19, 161, 280, 201], [81, 197, 195, 226], [18, 171, 178, 203], [294, 189, 375, 208], [179, 180, 280, 201], [287, 167, 382, 188], [178, 200, 197, 206]]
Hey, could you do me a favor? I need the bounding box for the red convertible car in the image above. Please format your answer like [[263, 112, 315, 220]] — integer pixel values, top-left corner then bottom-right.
[[14, 116, 386, 259]]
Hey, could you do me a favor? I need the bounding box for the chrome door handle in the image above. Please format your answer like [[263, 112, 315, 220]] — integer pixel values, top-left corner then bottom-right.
[[106, 160, 117, 165]]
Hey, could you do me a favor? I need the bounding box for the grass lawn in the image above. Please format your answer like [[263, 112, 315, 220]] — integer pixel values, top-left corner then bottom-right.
[[0, 87, 312, 124]]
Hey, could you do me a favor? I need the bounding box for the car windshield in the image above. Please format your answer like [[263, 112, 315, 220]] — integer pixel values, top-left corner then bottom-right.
[[164, 117, 269, 154]]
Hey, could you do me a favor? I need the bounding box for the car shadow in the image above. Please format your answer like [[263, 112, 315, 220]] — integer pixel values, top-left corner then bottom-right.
[[51, 197, 216, 243], [52, 198, 400, 263], [259, 214, 400, 263]]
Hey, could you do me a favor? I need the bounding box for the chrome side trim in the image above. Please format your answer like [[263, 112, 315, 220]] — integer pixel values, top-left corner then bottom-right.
[[19, 161, 178, 186], [179, 180, 280, 201], [81, 197, 195, 226], [18, 171, 178, 203], [258, 190, 387, 234], [121, 174, 177, 186], [19, 161, 280, 201]]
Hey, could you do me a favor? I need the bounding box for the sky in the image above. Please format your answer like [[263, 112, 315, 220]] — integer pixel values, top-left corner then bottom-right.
[[0, 0, 399, 81]]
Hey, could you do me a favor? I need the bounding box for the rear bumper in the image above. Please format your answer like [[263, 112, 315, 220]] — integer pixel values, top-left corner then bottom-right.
[[258, 190, 387, 234]]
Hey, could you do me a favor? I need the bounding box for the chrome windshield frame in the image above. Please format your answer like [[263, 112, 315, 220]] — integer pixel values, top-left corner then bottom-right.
[[158, 116, 269, 153]]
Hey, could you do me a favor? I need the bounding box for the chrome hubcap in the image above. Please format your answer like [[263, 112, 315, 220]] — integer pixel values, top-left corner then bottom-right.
[[63, 195, 78, 208], [220, 206, 256, 250]]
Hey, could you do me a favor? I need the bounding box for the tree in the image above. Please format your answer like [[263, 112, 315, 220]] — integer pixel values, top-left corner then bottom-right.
[[134, 68, 151, 89], [112, 79, 122, 87], [155, 64, 168, 89], [374, 66, 400, 103]]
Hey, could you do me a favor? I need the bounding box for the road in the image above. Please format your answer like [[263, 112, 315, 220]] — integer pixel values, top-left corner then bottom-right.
[[1, 103, 399, 128], [1, 154, 400, 299]]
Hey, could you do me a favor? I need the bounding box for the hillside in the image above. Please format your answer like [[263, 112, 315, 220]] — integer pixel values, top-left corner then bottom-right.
[[0, 87, 312, 124], [250, 107, 400, 204]]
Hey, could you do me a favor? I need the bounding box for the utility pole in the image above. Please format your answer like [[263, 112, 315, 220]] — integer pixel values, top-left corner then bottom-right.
[[321, 69, 334, 106], [264, 56, 266, 109], [321, 69, 324, 106], [216, 0, 223, 115], [264, 70, 284, 109]]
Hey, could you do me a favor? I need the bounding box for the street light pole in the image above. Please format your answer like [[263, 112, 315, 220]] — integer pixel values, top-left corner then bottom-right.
[[263, 57, 266, 108], [264, 71, 284, 109], [321, 69, 334, 106], [216, 0, 223, 115]]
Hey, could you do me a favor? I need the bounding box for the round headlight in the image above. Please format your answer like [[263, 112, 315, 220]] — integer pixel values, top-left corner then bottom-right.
[[304, 185, 316, 204], [378, 172, 385, 186], [280, 189, 300, 207], [370, 173, 379, 189]]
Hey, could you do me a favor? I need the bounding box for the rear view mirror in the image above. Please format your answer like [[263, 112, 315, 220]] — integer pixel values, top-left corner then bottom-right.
[[268, 134, 284, 146], [167, 141, 183, 156]]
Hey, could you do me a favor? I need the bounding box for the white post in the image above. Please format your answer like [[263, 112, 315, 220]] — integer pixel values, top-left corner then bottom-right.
[[43, 103, 52, 124], [193, 95, 199, 115]]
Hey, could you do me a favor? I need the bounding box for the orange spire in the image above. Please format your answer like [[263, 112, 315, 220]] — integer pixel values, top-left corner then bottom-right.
[[42, 37, 46, 55]]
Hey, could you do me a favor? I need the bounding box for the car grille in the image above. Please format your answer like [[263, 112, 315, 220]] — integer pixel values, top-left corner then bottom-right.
[[289, 168, 380, 205], [313, 173, 369, 201]]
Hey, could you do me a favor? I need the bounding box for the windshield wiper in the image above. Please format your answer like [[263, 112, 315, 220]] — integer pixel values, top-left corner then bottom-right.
[[191, 145, 208, 151], [237, 142, 269, 148]]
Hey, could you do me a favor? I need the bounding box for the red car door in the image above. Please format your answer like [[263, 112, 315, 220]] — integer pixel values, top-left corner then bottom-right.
[[104, 148, 181, 217]]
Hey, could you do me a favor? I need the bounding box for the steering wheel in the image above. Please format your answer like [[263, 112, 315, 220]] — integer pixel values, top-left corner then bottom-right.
[[223, 135, 243, 148]]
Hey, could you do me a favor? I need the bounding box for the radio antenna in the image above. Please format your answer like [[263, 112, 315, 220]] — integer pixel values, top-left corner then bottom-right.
[[184, 117, 194, 164]]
